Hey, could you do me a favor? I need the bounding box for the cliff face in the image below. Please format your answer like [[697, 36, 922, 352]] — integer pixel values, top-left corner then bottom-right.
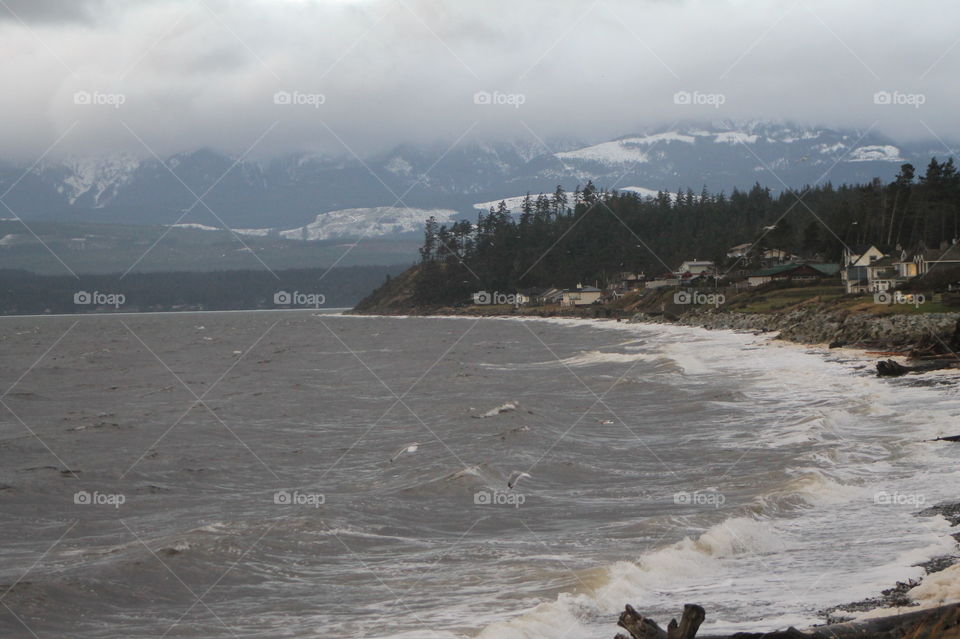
[[350, 265, 421, 314]]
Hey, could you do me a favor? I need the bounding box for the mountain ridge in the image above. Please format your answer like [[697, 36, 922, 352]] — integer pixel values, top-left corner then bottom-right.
[[1, 121, 950, 235]]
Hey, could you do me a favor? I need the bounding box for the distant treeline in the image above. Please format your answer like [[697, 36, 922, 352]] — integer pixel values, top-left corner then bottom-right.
[[415, 158, 960, 305], [0, 265, 405, 315]]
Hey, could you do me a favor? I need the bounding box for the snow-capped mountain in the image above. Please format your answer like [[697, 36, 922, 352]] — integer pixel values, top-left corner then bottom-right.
[[37, 154, 142, 207], [276, 207, 459, 241], [3, 121, 951, 235]]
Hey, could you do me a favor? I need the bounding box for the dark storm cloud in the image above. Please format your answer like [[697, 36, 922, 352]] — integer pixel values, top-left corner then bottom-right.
[[0, 0, 958, 160], [0, 0, 105, 23]]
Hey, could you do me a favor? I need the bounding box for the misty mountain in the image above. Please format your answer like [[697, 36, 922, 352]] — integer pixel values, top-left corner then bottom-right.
[[2, 122, 951, 237]]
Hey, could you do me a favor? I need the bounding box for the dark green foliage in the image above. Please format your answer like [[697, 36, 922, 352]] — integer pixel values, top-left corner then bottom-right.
[[416, 161, 960, 304]]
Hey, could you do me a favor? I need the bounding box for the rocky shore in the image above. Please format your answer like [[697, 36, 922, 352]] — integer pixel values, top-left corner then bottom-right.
[[630, 307, 960, 352]]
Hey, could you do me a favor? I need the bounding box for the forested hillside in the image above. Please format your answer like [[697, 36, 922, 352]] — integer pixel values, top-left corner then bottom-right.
[[410, 158, 960, 306]]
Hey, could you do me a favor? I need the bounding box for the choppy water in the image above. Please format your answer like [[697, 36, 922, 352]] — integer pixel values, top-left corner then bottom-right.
[[1, 311, 959, 638]]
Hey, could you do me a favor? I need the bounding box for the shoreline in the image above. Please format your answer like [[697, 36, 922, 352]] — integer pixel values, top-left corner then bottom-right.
[[352, 304, 960, 364], [348, 310, 960, 635]]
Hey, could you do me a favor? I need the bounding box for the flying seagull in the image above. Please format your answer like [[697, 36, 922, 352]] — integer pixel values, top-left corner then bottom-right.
[[390, 442, 420, 462], [507, 471, 531, 489]]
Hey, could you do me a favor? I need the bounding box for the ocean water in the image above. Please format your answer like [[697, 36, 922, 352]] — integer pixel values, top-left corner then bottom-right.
[[1, 311, 959, 638]]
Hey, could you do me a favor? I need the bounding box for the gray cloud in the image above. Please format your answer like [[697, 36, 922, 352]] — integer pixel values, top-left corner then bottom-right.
[[1, 0, 958, 161], [0, 0, 105, 23]]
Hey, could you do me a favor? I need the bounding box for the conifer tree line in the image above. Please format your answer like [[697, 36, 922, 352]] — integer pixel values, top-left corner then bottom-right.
[[414, 158, 960, 305]]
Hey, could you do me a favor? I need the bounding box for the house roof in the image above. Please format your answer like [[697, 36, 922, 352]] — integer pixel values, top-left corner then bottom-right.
[[921, 243, 960, 262], [846, 244, 880, 256], [750, 262, 839, 277], [867, 255, 897, 267], [810, 263, 840, 275]]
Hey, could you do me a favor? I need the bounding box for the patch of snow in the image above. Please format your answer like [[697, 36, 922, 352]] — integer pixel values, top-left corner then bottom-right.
[[49, 154, 141, 207], [847, 145, 904, 162], [473, 192, 573, 212], [384, 156, 414, 176], [619, 186, 664, 200], [168, 223, 221, 232], [629, 132, 696, 145], [714, 131, 758, 144], [234, 228, 272, 237], [555, 139, 651, 165], [816, 142, 847, 154], [473, 195, 535, 211], [280, 207, 459, 241]]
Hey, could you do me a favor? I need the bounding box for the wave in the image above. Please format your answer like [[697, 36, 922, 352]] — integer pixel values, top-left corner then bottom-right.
[[475, 517, 783, 639], [475, 401, 519, 418], [481, 350, 667, 371]]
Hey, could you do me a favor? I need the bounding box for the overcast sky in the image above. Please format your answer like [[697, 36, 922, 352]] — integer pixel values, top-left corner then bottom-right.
[[1, 0, 957, 160]]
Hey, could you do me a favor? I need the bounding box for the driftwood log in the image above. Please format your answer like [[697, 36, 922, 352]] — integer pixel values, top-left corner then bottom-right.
[[614, 603, 960, 639], [876, 358, 960, 377]]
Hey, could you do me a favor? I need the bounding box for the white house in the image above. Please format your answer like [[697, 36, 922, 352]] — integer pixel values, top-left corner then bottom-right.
[[561, 285, 603, 307], [726, 243, 753, 259], [864, 256, 902, 292], [676, 260, 714, 276], [841, 245, 886, 294]]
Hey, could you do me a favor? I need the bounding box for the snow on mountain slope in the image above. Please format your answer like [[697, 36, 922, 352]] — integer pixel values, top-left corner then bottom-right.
[[45, 154, 141, 207], [847, 145, 904, 162], [472, 195, 537, 211], [618, 186, 664, 199], [168, 223, 221, 231], [279, 207, 459, 241], [714, 131, 759, 144], [555, 139, 652, 165], [473, 186, 666, 211]]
